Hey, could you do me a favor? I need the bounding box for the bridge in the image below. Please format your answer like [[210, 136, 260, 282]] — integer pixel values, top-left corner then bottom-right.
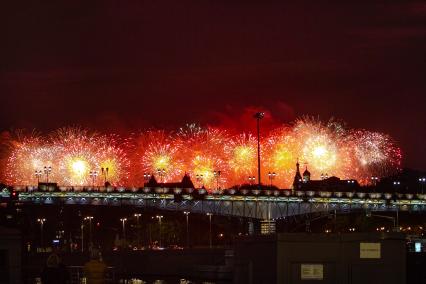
[[7, 186, 426, 219]]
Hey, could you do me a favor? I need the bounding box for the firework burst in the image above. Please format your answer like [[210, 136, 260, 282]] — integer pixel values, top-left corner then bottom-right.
[[225, 133, 257, 185], [2, 118, 402, 189], [136, 130, 183, 183], [175, 125, 230, 189]]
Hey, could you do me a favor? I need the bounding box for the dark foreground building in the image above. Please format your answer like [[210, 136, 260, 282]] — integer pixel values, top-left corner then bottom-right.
[[0, 226, 21, 284], [234, 233, 406, 284]]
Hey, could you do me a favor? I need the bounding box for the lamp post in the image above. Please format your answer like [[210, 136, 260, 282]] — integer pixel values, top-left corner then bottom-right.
[[101, 167, 109, 184], [134, 213, 142, 247], [84, 216, 94, 249], [184, 211, 190, 248], [207, 213, 213, 249], [157, 168, 166, 183], [393, 181, 401, 188], [196, 174, 204, 188], [89, 171, 98, 188], [37, 218, 46, 248], [367, 212, 399, 232], [248, 176, 255, 185], [371, 176, 379, 186], [35, 170, 42, 185], [268, 172, 276, 187], [156, 215, 163, 247], [120, 218, 127, 246], [143, 173, 150, 184], [81, 220, 84, 253], [44, 166, 52, 183], [254, 112, 264, 189], [213, 170, 221, 189], [419, 178, 426, 194]]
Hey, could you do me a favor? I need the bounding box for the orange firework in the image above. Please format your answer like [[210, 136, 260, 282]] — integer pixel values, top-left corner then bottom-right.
[[1, 118, 402, 189], [225, 133, 257, 185], [175, 124, 230, 189], [136, 130, 183, 183]]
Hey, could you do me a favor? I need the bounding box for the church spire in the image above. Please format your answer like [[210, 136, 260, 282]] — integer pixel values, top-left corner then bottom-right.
[[293, 158, 303, 189]]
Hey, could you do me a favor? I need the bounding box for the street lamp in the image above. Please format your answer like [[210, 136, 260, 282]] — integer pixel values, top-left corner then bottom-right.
[[101, 167, 109, 184], [248, 176, 256, 185], [393, 181, 401, 190], [268, 172, 276, 187], [89, 171, 98, 188], [157, 168, 166, 183], [206, 213, 213, 249], [81, 220, 84, 252], [156, 215, 163, 247], [143, 173, 151, 184], [196, 174, 204, 188], [134, 213, 142, 247], [35, 170, 42, 184], [419, 178, 426, 194], [371, 176, 379, 186], [213, 170, 221, 189], [366, 212, 399, 232], [37, 218, 46, 248], [120, 218, 127, 246], [254, 112, 264, 189], [183, 211, 190, 248], [84, 216, 94, 249], [44, 166, 52, 183]]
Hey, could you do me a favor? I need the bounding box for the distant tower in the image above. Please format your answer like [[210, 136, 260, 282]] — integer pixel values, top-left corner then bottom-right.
[[293, 159, 303, 189], [303, 165, 311, 183]]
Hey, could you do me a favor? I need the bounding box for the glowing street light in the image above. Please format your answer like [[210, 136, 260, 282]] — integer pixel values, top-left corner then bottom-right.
[[120, 218, 127, 245], [156, 215, 164, 247], [81, 220, 85, 252], [101, 167, 109, 185], [248, 176, 256, 185], [134, 213, 142, 247], [419, 177, 426, 194], [37, 218, 46, 248], [268, 172, 277, 187], [254, 112, 264, 188], [183, 211, 190, 248], [371, 176, 379, 186], [157, 168, 166, 183], [35, 170, 42, 184], [207, 213, 213, 249], [143, 173, 150, 184], [43, 166, 52, 183], [84, 216, 94, 249], [89, 171, 98, 188]]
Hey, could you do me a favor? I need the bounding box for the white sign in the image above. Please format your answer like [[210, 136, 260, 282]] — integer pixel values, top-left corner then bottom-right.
[[301, 264, 324, 280], [360, 242, 381, 259]]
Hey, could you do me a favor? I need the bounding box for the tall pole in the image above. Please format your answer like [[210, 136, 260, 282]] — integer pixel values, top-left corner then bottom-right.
[[156, 215, 163, 248], [44, 166, 51, 183], [40, 221, 44, 248], [37, 218, 46, 248], [134, 214, 141, 247], [207, 213, 212, 249], [85, 216, 93, 250], [81, 222, 84, 253], [184, 211, 190, 248], [254, 112, 264, 189], [120, 218, 127, 247]]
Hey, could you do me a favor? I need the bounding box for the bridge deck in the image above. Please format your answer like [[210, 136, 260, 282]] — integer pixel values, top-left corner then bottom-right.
[[15, 191, 426, 219]]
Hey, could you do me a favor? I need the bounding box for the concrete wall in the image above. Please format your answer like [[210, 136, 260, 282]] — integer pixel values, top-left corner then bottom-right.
[[234, 233, 406, 284]]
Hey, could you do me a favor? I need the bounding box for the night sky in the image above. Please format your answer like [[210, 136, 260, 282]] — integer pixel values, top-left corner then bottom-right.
[[1, 1, 425, 170]]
